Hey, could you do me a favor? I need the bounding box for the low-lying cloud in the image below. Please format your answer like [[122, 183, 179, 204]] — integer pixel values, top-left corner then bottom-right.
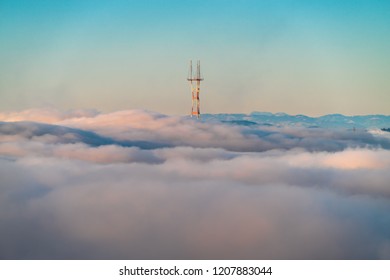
[[0, 108, 390, 259]]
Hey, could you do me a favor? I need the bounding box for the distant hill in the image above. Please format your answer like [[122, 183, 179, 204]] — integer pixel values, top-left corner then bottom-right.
[[201, 113, 390, 129]]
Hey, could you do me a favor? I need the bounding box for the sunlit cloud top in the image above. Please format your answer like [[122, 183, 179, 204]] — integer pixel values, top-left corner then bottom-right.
[[1, 108, 390, 259]]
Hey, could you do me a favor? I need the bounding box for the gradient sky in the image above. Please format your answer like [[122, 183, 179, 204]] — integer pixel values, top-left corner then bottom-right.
[[0, 0, 389, 116]]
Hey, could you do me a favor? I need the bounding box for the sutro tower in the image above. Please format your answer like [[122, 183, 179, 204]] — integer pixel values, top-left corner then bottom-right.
[[187, 60, 203, 118]]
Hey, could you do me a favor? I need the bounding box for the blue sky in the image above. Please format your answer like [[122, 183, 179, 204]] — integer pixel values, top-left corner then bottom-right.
[[0, 0, 389, 115]]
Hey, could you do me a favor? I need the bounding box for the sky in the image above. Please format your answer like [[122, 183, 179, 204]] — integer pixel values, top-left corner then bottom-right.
[[1, 1, 390, 260], [0, 0, 389, 116], [1, 108, 390, 259]]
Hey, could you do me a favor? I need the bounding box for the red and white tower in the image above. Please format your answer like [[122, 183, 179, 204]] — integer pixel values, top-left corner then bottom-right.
[[187, 60, 203, 118]]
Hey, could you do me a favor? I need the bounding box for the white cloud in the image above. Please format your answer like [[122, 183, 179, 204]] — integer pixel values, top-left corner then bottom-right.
[[0, 108, 99, 123], [0, 108, 390, 259]]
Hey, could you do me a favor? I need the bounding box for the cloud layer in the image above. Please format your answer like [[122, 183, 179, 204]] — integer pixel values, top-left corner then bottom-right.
[[1, 109, 390, 259]]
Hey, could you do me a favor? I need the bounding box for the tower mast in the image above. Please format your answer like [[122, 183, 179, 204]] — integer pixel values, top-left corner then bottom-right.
[[187, 60, 204, 118]]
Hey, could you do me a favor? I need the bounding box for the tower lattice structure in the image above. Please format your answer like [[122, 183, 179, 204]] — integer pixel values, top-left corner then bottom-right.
[[187, 60, 203, 118]]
